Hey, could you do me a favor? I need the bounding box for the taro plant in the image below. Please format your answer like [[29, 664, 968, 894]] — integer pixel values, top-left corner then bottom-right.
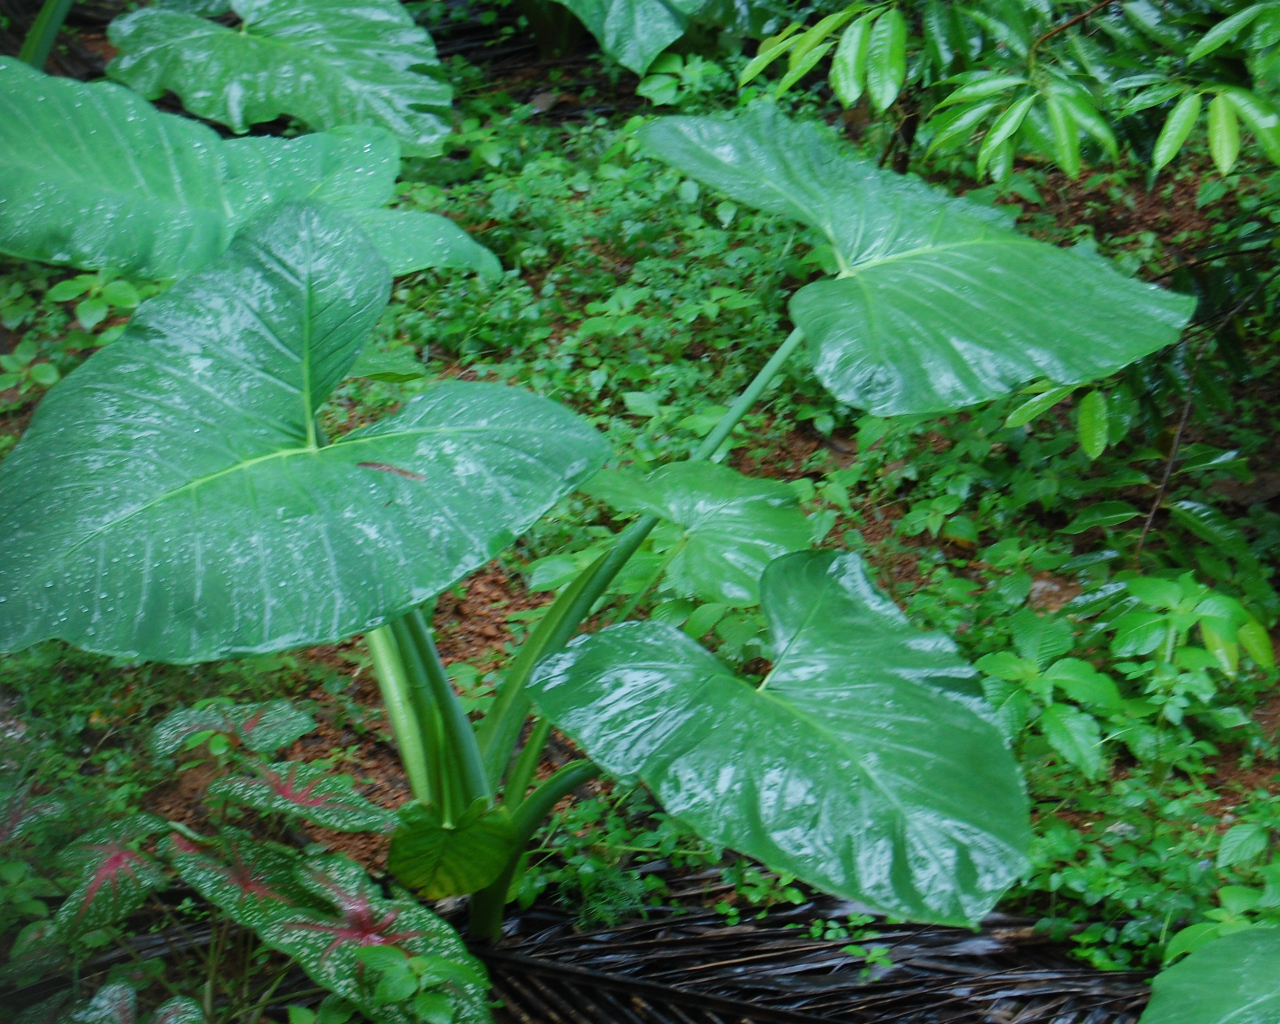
[[0, 104, 1197, 1015], [106, 0, 453, 155], [0, 59, 497, 283]]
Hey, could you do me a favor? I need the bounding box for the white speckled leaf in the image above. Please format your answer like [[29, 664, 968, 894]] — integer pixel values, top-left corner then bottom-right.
[[530, 550, 1030, 925], [0, 203, 605, 663], [108, 0, 451, 155], [640, 106, 1195, 416]]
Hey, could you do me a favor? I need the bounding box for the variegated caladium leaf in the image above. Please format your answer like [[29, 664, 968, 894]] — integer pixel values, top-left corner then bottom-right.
[[257, 855, 489, 1024], [43, 983, 139, 1024], [0, 775, 64, 844], [151, 701, 317, 758], [165, 828, 322, 929], [146, 997, 205, 1024], [208, 761, 396, 833], [54, 815, 169, 940]]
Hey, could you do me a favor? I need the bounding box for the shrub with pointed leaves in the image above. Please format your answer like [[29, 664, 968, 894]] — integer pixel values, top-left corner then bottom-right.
[[209, 762, 397, 833]]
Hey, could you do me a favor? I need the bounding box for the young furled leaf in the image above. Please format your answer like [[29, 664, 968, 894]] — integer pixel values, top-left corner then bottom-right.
[[151, 701, 317, 758], [0, 203, 606, 663], [641, 107, 1193, 416], [531, 550, 1030, 926], [55, 815, 168, 939], [257, 855, 490, 1024], [108, 0, 451, 155], [584, 462, 811, 605], [209, 762, 396, 833]]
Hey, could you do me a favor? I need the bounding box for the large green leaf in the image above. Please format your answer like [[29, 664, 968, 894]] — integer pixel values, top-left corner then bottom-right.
[[1140, 927, 1280, 1024], [585, 462, 811, 605], [551, 0, 709, 74], [388, 800, 516, 898], [529, 550, 1030, 925], [0, 59, 494, 281], [0, 203, 606, 663], [640, 106, 1194, 416], [108, 0, 451, 155]]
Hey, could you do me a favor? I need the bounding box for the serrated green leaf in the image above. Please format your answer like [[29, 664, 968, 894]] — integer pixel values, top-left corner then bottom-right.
[[830, 13, 875, 106], [1208, 92, 1241, 175], [866, 8, 906, 113], [640, 107, 1193, 416], [1187, 4, 1266, 62], [1061, 501, 1141, 533], [1005, 384, 1077, 427], [388, 800, 516, 898], [108, 0, 451, 155], [1077, 389, 1109, 459], [1217, 822, 1269, 868], [1039, 703, 1104, 779], [1152, 92, 1202, 175], [530, 550, 1030, 926], [0, 204, 606, 662]]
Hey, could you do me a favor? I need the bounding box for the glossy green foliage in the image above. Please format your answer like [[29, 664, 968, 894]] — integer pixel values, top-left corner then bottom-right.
[[209, 762, 397, 833], [584, 462, 811, 605], [530, 550, 1030, 925], [551, 0, 708, 74], [389, 800, 516, 898], [1140, 928, 1280, 1024], [0, 204, 606, 662], [0, 60, 496, 281], [640, 107, 1193, 416], [108, 0, 451, 155]]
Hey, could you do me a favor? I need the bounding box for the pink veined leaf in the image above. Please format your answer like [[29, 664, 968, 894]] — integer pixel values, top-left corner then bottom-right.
[[256, 855, 491, 1024], [164, 828, 316, 930], [55, 814, 169, 939], [150, 700, 317, 758], [0, 776, 64, 844], [146, 996, 205, 1024], [208, 761, 396, 833]]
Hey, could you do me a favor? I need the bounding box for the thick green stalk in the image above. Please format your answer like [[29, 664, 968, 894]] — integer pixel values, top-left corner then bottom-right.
[[404, 608, 490, 806], [480, 327, 807, 781], [468, 760, 600, 941], [503, 717, 552, 812], [18, 0, 75, 69], [389, 618, 451, 816], [367, 627, 433, 805]]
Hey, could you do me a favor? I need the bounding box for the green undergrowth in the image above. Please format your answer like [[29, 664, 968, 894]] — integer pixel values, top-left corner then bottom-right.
[[3, 60, 1280, 976]]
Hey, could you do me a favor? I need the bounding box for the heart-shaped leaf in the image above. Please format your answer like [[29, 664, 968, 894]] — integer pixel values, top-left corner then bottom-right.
[[550, 0, 709, 74], [258, 855, 490, 1024], [210, 762, 396, 833], [108, 0, 451, 155], [640, 106, 1194, 416], [0, 60, 496, 281], [152, 701, 317, 757], [1140, 927, 1280, 1024], [166, 829, 322, 929], [530, 550, 1030, 925], [584, 462, 811, 605], [0, 203, 606, 662], [388, 799, 517, 898], [55, 815, 169, 939]]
